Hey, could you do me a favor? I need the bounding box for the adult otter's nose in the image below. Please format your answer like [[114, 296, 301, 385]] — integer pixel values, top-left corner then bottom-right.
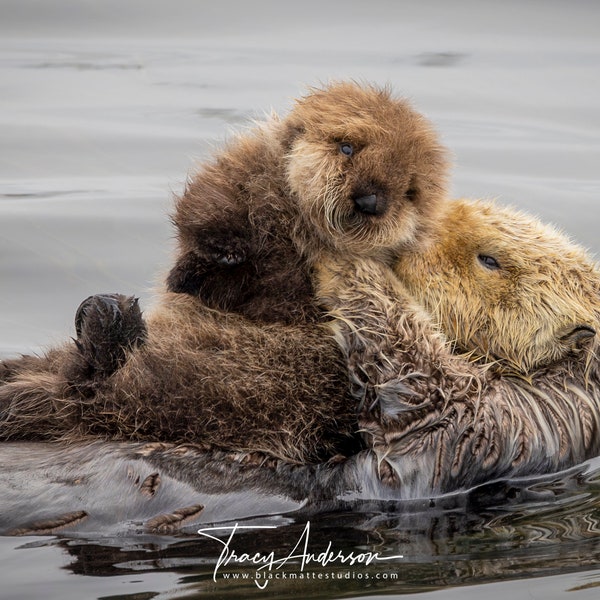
[[572, 325, 596, 339], [353, 194, 378, 215], [562, 325, 596, 347]]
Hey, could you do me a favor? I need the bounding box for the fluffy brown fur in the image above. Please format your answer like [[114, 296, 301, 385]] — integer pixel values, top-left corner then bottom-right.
[[166, 81, 448, 323], [395, 199, 599, 374], [316, 198, 600, 495], [2, 199, 600, 486], [0, 294, 354, 463]]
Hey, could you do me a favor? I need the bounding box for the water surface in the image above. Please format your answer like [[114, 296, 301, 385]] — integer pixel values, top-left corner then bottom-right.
[[1, 1, 600, 598]]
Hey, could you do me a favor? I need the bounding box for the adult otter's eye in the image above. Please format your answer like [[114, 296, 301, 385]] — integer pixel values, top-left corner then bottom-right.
[[339, 142, 354, 157], [405, 187, 418, 202], [478, 254, 501, 270]]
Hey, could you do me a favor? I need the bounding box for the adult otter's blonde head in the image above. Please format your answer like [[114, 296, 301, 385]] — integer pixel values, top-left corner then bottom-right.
[[283, 82, 448, 257], [394, 199, 600, 374]]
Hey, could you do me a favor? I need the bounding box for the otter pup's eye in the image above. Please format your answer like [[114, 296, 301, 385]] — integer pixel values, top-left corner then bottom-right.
[[478, 254, 501, 270], [339, 142, 354, 157]]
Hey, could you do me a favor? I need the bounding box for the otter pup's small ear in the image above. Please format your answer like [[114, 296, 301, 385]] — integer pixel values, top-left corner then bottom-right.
[[561, 324, 596, 349], [280, 120, 305, 151]]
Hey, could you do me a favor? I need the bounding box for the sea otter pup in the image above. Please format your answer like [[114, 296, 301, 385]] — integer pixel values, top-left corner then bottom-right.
[[0, 81, 449, 462], [316, 198, 600, 495], [165, 81, 448, 324], [0, 82, 447, 388], [2, 200, 600, 484]]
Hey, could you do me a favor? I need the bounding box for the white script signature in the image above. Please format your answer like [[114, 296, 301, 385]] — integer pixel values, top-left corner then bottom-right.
[[197, 521, 404, 589]]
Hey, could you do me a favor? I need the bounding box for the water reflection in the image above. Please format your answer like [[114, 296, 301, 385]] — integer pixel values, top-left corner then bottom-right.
[[6, 457, 599, 598]]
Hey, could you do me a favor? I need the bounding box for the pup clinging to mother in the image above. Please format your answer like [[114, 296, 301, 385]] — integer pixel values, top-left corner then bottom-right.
[[166, 81, 448, 324], [0, 81, 449, 463]]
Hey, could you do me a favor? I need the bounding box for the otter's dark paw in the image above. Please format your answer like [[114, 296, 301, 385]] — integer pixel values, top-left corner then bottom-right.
[[201, 230, 249, 268], [73, 293, 147, 378], [212, 247, 247, 267], [167, 238, 249, 295]]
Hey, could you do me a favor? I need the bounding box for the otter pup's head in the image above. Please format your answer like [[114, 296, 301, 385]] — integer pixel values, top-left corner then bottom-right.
[[394, 199, 600, 374], [283, 82, 449, 257]]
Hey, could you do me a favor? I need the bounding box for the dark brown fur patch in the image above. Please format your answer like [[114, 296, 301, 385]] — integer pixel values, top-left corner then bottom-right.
[[0, 294, 359, 463]]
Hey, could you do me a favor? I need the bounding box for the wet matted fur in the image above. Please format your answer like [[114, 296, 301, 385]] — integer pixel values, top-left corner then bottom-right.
[[316, 198, 600, 495], [2, 199, 600, 486]]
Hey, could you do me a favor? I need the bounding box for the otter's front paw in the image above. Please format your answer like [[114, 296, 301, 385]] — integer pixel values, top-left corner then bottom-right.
[[74, 293, 147, 378], [199, 226, 250, 267], [209, 238, 248, 267], [166, 237, 249, 295]]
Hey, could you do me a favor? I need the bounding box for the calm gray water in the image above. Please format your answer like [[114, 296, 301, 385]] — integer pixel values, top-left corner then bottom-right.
[[1, 0, 600, 598]]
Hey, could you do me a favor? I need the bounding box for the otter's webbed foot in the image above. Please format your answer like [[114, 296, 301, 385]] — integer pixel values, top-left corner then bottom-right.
[[71, 293, 147, 381]]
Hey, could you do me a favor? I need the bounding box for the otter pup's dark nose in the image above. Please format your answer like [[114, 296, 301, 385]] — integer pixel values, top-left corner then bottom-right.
[[353, 194, 378, 215]]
